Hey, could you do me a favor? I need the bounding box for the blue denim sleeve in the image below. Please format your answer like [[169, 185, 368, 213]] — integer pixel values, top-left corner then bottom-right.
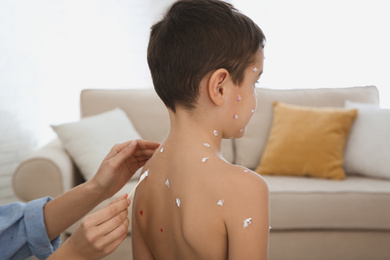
[[0, 197, 61, 260]]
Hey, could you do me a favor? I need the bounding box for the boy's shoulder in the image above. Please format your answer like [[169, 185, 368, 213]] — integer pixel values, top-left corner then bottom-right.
[[214, 163, 269, 236], [206, 160, 269, 210], [220, 162, 269, 194]]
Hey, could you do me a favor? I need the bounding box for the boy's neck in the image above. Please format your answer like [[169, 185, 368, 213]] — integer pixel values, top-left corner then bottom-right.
[[166, 108, 223, 156]]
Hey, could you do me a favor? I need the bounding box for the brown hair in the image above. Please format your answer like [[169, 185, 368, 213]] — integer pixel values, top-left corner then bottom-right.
[[147, 0, 265, 112]]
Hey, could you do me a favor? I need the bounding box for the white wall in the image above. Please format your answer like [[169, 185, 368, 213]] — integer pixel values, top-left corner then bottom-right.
[[235, 0, 390, 107], [1, 0, 389, 203], [0, 0, 174, 203]]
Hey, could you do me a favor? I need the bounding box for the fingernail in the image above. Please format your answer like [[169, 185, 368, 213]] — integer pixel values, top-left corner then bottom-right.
[[127, 198, 131, 206], [122, 193, 128, 199], [129, 140, 136, 148]]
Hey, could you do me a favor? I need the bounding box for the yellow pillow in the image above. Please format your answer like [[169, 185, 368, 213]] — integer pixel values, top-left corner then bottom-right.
[[255, 102, 357, 180]]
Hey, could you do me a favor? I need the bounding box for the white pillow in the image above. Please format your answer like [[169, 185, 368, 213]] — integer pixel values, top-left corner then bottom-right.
[[51, 108, 142, 181], [344, 101, 390, 179]]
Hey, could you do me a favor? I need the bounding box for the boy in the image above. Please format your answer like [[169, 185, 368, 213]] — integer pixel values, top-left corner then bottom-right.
[[132, 0, 269, 259]]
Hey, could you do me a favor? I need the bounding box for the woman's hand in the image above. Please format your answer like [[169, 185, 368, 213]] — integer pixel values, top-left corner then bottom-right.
[[49, 195, 131, 260], [90, 139, 160, 199]]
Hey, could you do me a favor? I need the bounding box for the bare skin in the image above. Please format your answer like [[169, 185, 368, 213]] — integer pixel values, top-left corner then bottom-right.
[[132, 49, 269, 260]]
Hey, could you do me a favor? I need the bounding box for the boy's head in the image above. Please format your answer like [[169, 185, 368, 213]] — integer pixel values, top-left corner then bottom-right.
[[147, 0, 265, 112]]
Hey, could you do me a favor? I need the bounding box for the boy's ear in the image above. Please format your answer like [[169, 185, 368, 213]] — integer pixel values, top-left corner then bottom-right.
[[208, 68, 229, 106]]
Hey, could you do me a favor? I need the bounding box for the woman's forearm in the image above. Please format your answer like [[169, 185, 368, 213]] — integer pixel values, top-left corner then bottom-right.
[[43, 181, 105, 240]]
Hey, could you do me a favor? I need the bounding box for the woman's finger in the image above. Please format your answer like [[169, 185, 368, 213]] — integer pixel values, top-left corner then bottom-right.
[[132, 154, 155, 162], [107, 194, 129, 206], [104, 140, 159, 161], [135, 140, 160, 150], [97, 209, 128, 237], [98, 218, 130, 255], [104, 141, 134, 160], [88, 198, 129, 226], [132, 149, 158, 158], [92, 210, 129, 250], [107, 141, 139, 169]]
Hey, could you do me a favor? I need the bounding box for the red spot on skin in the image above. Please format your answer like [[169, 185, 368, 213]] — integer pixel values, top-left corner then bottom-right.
[[140, 210, 143, 216], [160, 228, 163, 232]]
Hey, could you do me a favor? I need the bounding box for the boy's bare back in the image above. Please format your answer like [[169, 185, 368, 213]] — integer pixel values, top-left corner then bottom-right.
[[132, 136, 269, 260]]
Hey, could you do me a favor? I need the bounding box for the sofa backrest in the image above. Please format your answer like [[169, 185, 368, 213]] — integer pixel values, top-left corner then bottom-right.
[[80, 86, 379, 169], [236, 85, 380, 169], [80, 88, 235, 163]]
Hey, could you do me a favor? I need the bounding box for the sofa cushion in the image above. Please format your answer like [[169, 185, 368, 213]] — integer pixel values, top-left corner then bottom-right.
[[80, 89, 235, 163], [52, 108, 142, 181], [235, 86, 379, 169], [255, 102, 357, 180], [265, 175, 390, 230], [344, 101, 390, 179]]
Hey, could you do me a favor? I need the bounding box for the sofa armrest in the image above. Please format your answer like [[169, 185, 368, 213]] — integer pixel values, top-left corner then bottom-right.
[[12, 139, 84, 202]]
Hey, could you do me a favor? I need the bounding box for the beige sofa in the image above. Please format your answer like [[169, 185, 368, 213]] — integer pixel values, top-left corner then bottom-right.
[[13, 86, 390, 260]]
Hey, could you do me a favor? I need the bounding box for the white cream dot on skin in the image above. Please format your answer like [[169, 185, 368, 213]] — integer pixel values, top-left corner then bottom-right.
[[233, 114, 239, 119], [217, 199, 224, 206], [203, 143, 211, 147], [253, 67, 258, 72], [140, 170, 149, 181], [243, 218, 252, 228], [213, 130, 218, 136], [165, 178, 170, 188], [176, 198, 181, 207], [160, 147, 164, 152], [243, 169, 249, 173], [251, 109, 255, 113], [201, 157, 209, 163], [236, 95, 242, 102]]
